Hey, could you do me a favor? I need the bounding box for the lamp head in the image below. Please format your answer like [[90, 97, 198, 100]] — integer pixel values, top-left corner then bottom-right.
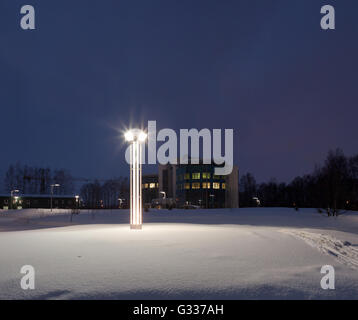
[[125, 129, 147, 142]]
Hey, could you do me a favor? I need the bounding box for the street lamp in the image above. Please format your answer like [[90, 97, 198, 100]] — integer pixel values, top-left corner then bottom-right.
[[159, 191, 166, 199], [75, 195, 79, 208], [10, 189, 19, 210], [50, 184, 60, 212], [125, 129, 147, 229], [118, 198, 124, 209]]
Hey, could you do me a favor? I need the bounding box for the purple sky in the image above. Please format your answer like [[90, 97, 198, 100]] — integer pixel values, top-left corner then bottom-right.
[[0, 0, 357, 186]]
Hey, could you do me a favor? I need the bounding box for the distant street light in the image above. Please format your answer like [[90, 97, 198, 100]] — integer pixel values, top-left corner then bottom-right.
[[118, 198, 124, 209], [125, 129, 147, 229], [75, 195, 79, 209], [50, 184, 60, 212], [10, 189, 19, 210]]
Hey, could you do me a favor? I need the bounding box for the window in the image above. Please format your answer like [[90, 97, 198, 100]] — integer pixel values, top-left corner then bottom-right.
[[156, 183, 159, 188], [184, 183, 190, 190], [213, 182, 220, 189], [149, 183, 156, 189], [202, 182, 211, 189], [184, 173, 190, 180], [192, 173, 200, 180], [213, 175, 221, 180], [222, 183, 226, 190], [192, 182, 200, 189], [202, 172, 211, 179]]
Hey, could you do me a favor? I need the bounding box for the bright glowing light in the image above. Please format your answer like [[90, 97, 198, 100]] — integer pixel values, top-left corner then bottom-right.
[[125, 131, 134, 142], [138, 131, 147, 142], [126, 129, 147, 230], [125, 129, 147, 142]]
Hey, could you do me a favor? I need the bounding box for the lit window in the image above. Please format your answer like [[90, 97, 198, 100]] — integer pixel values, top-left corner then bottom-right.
[[213, 182, 220, 189], [192, 173, 200, 180], [213, 175, 221, 179], [192, 182, 200, 189], [222, 183, 226, 190], [156, 183, 159, 188], [202, 182, 211, 189], [202, 172, 211, 179], [149, 183, 156, 189], [184, 173, 190, 180], [185, 183, 190, 190]]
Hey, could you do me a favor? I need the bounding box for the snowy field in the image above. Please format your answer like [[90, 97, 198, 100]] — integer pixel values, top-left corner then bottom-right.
[[0, 207, 357, 300]]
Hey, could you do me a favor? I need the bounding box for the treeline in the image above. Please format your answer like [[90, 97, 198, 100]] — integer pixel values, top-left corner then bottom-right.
[[4, 163, 74, 195], [240, 149, 358, 212], [80, 178, 129, 209], [3, 163, 130, 209]]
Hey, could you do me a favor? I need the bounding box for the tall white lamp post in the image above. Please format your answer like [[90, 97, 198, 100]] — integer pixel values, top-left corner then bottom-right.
[[125, 129, 147, 229]]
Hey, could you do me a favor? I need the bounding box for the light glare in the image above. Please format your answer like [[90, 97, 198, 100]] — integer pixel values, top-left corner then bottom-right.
[[138, 132, 147, 142], [125, 131, 134, 142]]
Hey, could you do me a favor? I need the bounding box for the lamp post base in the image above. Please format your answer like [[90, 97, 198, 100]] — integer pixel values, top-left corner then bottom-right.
[[130, 224, 142, 230]]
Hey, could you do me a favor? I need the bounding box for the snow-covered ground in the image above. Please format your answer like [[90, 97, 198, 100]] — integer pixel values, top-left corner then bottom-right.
[[0, 207, 357, 299]]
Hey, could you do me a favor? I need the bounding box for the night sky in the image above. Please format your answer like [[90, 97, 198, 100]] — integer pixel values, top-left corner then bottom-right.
[[0, 0, 357, 188]]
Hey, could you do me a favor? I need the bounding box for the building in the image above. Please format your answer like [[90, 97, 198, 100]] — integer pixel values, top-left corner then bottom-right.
[[158, 161, 239, 208], [0, 194, 77, 210], [142, 174, 159, 205], [158, 164, 177, 199]]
